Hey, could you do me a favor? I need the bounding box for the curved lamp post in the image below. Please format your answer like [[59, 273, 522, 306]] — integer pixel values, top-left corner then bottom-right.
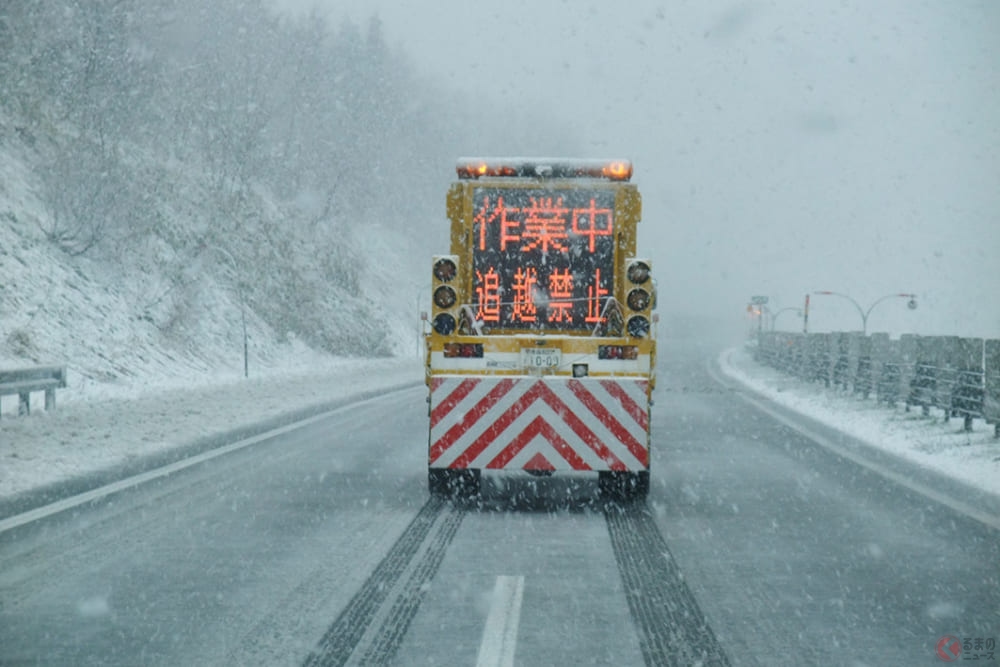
[[812, 291, 917, 335], [770, 307, 803, 331], [199, 244, 249, 378]]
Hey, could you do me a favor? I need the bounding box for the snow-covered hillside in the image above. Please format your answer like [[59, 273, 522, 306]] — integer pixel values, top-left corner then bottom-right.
[[0, 103, 425, 403]]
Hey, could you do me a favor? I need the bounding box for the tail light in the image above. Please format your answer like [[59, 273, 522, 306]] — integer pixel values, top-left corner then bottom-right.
[[598, 345, 638, 360], [443, 343, 484, 358]]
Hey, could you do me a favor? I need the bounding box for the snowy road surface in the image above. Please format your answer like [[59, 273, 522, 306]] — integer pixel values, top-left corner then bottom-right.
[[0, 339, 997, 665]]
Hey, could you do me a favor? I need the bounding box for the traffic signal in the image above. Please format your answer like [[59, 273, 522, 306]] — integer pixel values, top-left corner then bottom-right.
[[624, 258, 654, 338], [431, 255, 460, 336]]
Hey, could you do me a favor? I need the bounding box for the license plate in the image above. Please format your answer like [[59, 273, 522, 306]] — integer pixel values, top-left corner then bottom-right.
[[521, 347, 561, 369]]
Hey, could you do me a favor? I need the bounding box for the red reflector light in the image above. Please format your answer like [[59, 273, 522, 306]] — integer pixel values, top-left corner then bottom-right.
[[598, 345, 638, 360], [443, 343, 484, 358]]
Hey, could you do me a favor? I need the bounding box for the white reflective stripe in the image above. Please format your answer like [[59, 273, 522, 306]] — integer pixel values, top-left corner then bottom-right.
[[476, 575, 524, 667], [502, 433, 576, 470], [431, 377, 498, 434], [439, 397, 607, 470], [432, 378, 647, 469], [432, 379, 538, 468], [556, 380, 648, 468]]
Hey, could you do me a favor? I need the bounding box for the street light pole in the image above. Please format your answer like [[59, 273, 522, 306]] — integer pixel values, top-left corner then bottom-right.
[[770, 307, 803, 331], [414, 283, 431, 360], [199, 244, 249, 378], [812, 291, 917, 335]]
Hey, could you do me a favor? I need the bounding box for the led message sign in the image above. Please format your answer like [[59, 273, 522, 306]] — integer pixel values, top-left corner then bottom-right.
[[472, 187, 615, 331]]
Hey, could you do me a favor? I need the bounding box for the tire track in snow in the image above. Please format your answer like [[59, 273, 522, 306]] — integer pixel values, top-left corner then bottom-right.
[[303, 496, 463, 666], [605, 505, 731, 667]]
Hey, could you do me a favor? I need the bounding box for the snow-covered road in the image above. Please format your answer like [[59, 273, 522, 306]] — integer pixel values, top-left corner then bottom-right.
[[2, 342, 997, 666], [1, 344, 996, 512]]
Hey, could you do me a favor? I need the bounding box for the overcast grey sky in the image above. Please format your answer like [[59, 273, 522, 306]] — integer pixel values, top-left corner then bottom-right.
[[278, 0, 999, 337]]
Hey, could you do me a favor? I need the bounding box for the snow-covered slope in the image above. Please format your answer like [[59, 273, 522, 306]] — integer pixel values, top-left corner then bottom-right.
[[0, 101, 427, 403]]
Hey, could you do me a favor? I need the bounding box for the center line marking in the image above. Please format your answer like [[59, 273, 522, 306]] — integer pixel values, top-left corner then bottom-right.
[[476, 575, 525, 667]]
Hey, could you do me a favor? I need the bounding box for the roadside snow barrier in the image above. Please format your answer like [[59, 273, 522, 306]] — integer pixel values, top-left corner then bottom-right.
[[985, 340, 1000, 437], [0, 366, 67, 417], [754, 332, 998, 436]]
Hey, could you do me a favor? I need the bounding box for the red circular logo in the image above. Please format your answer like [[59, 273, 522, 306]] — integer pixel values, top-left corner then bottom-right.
[[936, 635, 962, 662]]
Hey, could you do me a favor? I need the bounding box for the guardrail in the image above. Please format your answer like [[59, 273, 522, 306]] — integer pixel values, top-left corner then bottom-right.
[[753, 332, 999, 437], [0, 366, 67, 417]]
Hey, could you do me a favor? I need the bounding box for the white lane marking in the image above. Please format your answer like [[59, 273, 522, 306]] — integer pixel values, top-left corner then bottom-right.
[[0, 391, 407, 535], [710, 350, 1000, 532], [476, 575, 525, 667]]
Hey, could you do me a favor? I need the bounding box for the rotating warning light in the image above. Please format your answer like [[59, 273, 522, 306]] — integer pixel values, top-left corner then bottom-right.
[[627, 260, 650, 285], [433, 257, 457, 282], [456, 158, 632, 181], [434, 285, 457, 309], [602, 161, 632, 181]]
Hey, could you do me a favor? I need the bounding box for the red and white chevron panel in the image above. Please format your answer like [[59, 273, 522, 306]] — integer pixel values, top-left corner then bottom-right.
[[428, 377, 650, 472]]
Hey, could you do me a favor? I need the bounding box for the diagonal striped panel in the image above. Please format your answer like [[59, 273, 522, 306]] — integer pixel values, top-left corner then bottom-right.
[[567, 380, 647, 465], [429, 376, 650, 472], [485, 415, 591, 470], [428, 378, 517, 463], [445, 386, 616, 471]]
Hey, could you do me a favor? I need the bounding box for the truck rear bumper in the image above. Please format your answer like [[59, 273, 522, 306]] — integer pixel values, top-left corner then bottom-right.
[[428, 376, 650, 472]]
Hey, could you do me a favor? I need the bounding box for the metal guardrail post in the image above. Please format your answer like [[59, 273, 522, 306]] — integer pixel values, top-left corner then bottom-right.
[[866, 333, 889, 401], [749, 331, 997, 437], [932, 337, 956, 422], [898, 334, 919, 412], [831, 332, 854, 391], [877, 337, 902, 406], [780, 333, 801, 374], [812, 333, 833, 387], [949, 338, 986, 432], [0, 366, 66, 418], [855, 334, 874, 398], [908, 336, 937, 416], [984, 339, 1000, 438], [793, 334, 808, 378]]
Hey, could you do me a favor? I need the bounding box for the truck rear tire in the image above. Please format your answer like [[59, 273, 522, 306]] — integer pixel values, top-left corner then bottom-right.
[[599, 470, 649, 503], [428, 468, 481, 499]]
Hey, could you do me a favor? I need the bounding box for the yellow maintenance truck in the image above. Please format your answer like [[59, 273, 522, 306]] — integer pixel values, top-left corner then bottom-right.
[[423, 158, 656, 500]]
